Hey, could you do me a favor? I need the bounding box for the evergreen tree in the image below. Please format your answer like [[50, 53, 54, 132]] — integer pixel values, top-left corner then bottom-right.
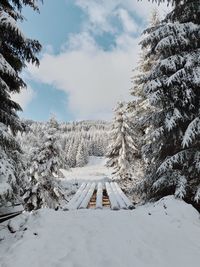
[[23, 117, 65, 210], [137, 0, 200, 204], [0, 123, 27, 204], [106, 102, 138, 181], [19, 119, 110, 171], [76, 140, 89, 167], [128, 9, 160, 148], [125, 10, 161, 191], [67, 138, 79, 167], [0, 0, 41, 205]]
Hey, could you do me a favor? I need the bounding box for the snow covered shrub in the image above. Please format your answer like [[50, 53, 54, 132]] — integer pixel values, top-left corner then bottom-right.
[[135, 0, 200, 204]]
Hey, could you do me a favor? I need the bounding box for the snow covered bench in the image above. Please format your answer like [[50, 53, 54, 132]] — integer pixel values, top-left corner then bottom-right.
[[65, 182, 134, 210]]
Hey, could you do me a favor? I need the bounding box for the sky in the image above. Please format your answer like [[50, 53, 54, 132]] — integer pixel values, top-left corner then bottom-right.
[[12, 0, 170, 122]]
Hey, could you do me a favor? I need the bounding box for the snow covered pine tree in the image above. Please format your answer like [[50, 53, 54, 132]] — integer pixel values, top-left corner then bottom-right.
[[0, 0, 41, 205], [23, 117, 66, 210], [76, 140, 89, 167], [137, 0, 200, 205], [106, 102, 138, 183], [128, 9, 160, 171]]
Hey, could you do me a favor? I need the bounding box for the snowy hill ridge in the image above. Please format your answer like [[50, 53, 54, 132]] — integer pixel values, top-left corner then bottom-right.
[[1, 196, 200, 267]]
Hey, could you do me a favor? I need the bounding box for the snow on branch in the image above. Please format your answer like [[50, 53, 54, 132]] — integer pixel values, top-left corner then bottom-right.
[[0, 10, 26, 41], [144, 79, 162, 94], [153, 176, 168, 190], [175, 175, 187, 199], [143, 22, 200, 50], [182, 118, 200, 148], [165, 108, 182, 131], [157, 150, 189, 174], [194, 187, 200, 203], [150, 126, 164, 141], [0, 54, 16, 77], [194, 151, 200, 173]]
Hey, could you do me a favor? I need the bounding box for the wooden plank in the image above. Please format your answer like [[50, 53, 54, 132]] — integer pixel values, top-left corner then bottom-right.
[[65, 182, 87, 210], [114, 182, 135, 210], [79, 183, 96, 209], [105, 182, 119, 210], [73, 183, 92, 209], [96, 182, 103, 209], [110, 182, 127, 209]]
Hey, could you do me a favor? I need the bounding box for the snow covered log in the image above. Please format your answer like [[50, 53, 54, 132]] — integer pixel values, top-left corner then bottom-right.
[[110, 182, 127, 209], [71, 183, 92, 210], [0, 211, 23, 224], [105, 182, 119, 210], [79, 183, 96, 209], [65, 183, 87, 210], [114, 182, 135, 209], [96, 182, 103, 209]]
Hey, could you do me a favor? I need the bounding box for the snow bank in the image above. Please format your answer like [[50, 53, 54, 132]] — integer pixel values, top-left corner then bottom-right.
[[1, 196, 200, 267]]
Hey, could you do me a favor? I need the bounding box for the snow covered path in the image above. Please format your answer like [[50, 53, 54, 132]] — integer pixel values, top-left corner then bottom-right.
[[60, 156, 112, 183], [1, 196, 200, 267]]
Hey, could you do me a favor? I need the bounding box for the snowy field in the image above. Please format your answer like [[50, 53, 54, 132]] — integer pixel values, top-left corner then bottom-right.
[[1, 196, 200, 267], [60, 156, 112, 183]]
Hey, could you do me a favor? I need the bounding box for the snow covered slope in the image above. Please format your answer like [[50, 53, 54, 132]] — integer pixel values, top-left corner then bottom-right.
[[1, 196, 200, 267], [60, 156, 112, 183]]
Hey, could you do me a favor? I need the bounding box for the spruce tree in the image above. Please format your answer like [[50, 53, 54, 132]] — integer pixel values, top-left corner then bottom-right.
[[76, 140, 89, 167], [137, 0, 200, 204], [67, 137, 79, 167], [24, 117, 65, 210], [106, 102, 138, 181], [126, 10, 161, 190], [128, 10, 160, 157], [0, 0, 41, 205]]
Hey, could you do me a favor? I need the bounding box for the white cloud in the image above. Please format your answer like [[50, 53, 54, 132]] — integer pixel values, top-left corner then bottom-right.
[[75, 0, 171, 34], [117, 9, 138, 33], [75, 0, 119, 34], [28, 32, 140, 120], [27, 0, 171, 120], [11, 86, 36, 110]]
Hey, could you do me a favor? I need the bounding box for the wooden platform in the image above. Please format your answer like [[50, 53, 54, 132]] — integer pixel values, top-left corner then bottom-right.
[[65, 182, 134, 210]]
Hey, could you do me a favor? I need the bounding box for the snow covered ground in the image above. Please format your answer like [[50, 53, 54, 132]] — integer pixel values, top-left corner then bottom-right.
[[1, 196, 200, 267], [60, 156, 112, 183], [1, 159, 200, 266]]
